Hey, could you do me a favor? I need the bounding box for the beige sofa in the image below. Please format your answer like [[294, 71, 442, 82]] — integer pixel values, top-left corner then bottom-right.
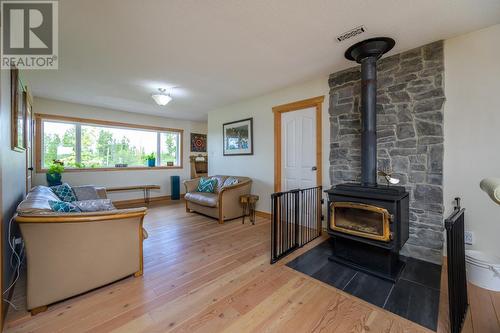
[[14, 186, 147, 314], [184, 176, 252, 224]]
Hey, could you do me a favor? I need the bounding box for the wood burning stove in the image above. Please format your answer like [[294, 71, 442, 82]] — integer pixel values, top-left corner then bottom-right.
[[326, 37, 410, 282], [327, 184, 409, 281], [328, 184, 409, 248]]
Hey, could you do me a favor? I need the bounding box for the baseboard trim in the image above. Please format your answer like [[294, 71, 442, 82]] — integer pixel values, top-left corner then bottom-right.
[[255, 210, 271, 219], [113, 194, 185, 208]]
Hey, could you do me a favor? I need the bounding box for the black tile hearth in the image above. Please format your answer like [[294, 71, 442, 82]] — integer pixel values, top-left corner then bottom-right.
[[400, 257, 442, 290], [286, 240, 332, 276], [384, 279, 440, 331], [286, 239, 441, 331], [311, 261, 357, 289], [344, 272, 394, 307]]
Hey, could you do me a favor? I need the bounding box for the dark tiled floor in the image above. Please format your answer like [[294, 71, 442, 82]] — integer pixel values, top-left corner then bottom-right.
[[344, 271, 395, 307], [384, 279, 441, 330], [311, 260, 357, 289], [286, 239, 441, 331]]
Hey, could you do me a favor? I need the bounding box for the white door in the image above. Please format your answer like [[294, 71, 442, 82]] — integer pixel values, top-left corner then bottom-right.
[[281, 107, 317, 192]]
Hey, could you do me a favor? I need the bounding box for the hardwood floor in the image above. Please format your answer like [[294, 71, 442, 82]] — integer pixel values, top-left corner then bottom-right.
[[4, 201, 500, 332]]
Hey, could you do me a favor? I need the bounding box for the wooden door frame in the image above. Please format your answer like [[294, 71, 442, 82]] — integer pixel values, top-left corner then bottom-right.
[[272, 96, 324, 193], [25, 89, 34, 192]]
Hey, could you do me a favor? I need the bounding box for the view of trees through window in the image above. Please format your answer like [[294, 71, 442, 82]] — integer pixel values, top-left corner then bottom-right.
[[42, 120, 181, 169]]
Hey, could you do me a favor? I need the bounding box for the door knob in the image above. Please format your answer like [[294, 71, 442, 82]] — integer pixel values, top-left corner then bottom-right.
[[311, 166, 317, 171], [28, 167, 34, 171]]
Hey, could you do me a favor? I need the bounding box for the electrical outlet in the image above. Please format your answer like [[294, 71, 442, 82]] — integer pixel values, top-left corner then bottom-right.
[[464, 231, 474, 245], [10, 236, 23, 248]]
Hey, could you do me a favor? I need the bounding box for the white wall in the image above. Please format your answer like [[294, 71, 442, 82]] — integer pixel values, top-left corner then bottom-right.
[[207, 76, 330, 213], [1, 70, 27, 292], [33, 97, 207, 201], [444, 24, 500, 255]]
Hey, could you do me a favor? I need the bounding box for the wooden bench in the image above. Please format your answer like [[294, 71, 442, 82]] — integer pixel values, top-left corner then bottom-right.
[[106, 185, 160, 205]]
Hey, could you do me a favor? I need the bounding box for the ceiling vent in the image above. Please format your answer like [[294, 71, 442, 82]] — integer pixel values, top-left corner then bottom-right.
[[336, 26, 366, 42]]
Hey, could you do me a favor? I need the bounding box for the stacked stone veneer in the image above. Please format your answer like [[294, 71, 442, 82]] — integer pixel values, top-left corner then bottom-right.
[[328, 41, 445, 264]]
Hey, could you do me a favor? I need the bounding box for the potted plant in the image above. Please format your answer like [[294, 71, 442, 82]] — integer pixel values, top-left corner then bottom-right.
[[46, 160, 65, 186], [145, 153, 156, 167]]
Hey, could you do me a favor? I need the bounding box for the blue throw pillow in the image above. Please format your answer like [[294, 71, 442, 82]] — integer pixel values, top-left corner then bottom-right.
[[51, 183, 77, 202], [196, 177, 217, 193], [48, 200, 81, 213]]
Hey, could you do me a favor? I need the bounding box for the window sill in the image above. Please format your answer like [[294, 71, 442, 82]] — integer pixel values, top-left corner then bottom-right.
[[37, 166, 183, 173]]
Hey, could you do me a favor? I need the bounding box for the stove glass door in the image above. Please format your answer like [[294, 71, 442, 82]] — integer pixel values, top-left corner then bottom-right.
[[330, 202, 391, 242]]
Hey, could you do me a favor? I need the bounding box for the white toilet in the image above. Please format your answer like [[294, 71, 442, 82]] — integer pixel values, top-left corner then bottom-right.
[[465, 250, 500, 291]]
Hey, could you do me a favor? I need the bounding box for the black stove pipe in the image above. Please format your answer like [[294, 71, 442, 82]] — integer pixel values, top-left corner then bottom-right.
[[344, 37, 395, 187], [360, 56, 378, 186]]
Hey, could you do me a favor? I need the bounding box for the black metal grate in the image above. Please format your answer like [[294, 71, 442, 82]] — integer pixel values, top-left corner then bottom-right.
[[445, 197, 469, 333], [271, 186, 323, 264]]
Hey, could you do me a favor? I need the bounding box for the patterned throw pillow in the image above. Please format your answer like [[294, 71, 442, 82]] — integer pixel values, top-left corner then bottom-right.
[[72, 186, 100, 201], [223, 177, 239, 187], [48, 200, 81, 213], [51, 183, 77, 202], [73, 199, 116, 212], [196, 177, 217, 193]]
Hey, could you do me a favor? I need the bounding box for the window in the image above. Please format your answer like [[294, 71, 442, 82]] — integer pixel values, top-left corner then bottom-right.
[[42, 121, 77, 167], [38, 115, 183, 170]]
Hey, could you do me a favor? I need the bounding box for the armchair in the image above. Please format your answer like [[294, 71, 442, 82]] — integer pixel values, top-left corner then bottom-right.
[[184, 176, 252, 224], [15, 185, 147, 314]]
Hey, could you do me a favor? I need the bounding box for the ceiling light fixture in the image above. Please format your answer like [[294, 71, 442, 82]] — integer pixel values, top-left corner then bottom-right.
[[152, 88, 172, 106]]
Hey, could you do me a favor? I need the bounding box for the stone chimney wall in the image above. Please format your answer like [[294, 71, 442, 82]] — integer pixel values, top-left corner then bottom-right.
[[328, 41, 445, 263]]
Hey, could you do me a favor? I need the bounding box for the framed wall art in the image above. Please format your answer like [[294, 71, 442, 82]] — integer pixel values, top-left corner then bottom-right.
[[223, 118, 253, 156], [190, 133, 207, 152], [11, 67, 27, 152]]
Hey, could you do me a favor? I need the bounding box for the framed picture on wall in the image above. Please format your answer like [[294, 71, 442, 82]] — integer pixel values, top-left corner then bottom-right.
[[223, 118, 253, 156], [11, 67, 27, 152], [190, 133, 207, 152]]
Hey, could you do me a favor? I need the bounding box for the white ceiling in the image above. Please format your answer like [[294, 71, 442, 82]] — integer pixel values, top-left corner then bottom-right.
[[24, 0, 500, 122]]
